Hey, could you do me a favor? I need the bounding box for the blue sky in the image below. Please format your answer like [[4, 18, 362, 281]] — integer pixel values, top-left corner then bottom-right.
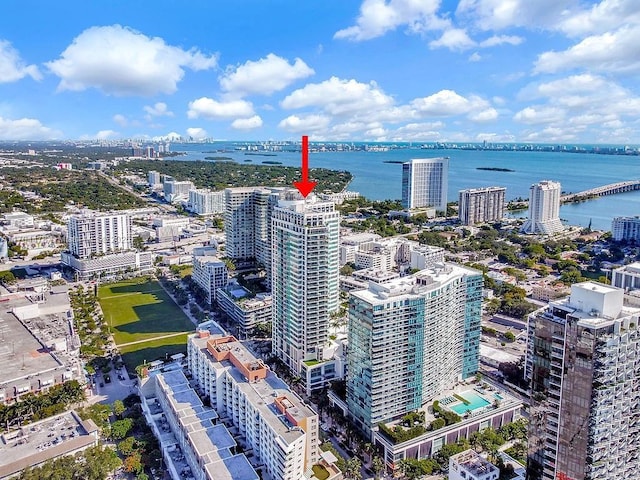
[[0, 0, 639, 143]]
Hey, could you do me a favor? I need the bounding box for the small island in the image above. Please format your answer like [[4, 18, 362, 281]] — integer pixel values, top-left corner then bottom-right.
[[262, 160, 283, 165], [204, 156, 233, 161], [383, 160, 406, 164], [477, 167, 515, 172], [245, 152, 278, 157]]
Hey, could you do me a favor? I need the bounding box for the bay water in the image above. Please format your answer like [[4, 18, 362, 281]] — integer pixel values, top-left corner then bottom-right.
[[171, 143, 640, 231]]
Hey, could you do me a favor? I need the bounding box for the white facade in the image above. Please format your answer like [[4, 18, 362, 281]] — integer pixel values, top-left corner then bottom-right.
[[67, 212, 132, 259], [187, 328, 319, 480], [458, 187, 506, 225], [521, 180, 564, 235], [188, 189, 225, 215], [449, 450, 499, 480], [402, 158, 449, 211], [192, 255, 228, 305], [148, 170, 161, 186], [271, 193, 340, 383], [612, 216, 640, 241], [164, 180, 194, 203], [61, 251, 153, 281], [3, 212, 34, 229], [216, 285, 272, 338]]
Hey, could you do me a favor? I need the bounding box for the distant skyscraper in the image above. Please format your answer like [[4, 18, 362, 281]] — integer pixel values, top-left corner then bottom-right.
[[526, 282, 640, 480], [521, 180, 564, 235], [68, 212, 132, 259], [401, 158, 449, 211], [611, 216, 640, 242], [458, 186, 506, 225], [347, 263, 483, 437], [271, 192, 340, 381]]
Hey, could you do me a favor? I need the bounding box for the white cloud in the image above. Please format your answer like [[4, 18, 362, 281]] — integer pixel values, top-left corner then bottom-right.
[[113, 114, 128, 127], [535, 25, 640, 74], [558, 0, 640, 37], [187, 97, 255, 120], [46, 25, 217, 96], [334, 0, 443, 41], [96, 129, 118, 140], [513, 106, 565, 125], [479, 35, 523, 47], [476, 132, 516, 142], [278, 114, 331, 133], [220, 54, 314, 97], [0, 40, 41, 83], [468, 108, 498, 122], [469, 52, 482, 62], [456, 0, 576, 31], [186, 127, 207, 139], [231, 115, 263, 130], [0, 116, 60, 140], [144, 102, 173, 117], [281, 77, 394, 116], [429, 28, 476, 51], [411, 90, 489, 116]]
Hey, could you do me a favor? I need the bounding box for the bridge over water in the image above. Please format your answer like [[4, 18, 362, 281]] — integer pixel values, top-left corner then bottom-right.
[[561, 180, 640, 203]]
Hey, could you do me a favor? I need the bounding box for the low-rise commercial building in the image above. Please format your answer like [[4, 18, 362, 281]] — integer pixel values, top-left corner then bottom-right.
[[216, 284, 272, 338], [61, 251, 153, 282]]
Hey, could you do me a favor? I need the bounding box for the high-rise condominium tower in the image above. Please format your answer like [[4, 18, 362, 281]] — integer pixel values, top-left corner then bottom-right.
[[521, 180, 564, 235], [271, 192, 340, 376], [526, 282, 640, 480], [347, 263, 483, 437], [401, 158, 449, 212], [68, 212, 132, 259], [458, 186, 506, 225]]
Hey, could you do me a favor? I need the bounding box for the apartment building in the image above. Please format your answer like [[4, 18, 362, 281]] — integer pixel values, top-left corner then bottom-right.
[[187, 326, 320, 480], [192, 255, 228, 305], [521, 180, 563, 235], [401, 158, 449, 212], [458, 187, 506, 225], [526, 282, 640, 480]]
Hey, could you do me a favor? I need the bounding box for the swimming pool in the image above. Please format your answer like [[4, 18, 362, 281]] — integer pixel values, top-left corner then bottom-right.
[[449, 391, 491, 415]]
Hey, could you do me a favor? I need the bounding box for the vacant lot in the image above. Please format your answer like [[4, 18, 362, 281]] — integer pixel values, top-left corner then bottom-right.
[[98, 278, 193, 371]]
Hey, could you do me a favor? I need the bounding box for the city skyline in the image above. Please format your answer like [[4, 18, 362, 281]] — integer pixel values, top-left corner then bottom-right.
[[0, 1, 638, 144]]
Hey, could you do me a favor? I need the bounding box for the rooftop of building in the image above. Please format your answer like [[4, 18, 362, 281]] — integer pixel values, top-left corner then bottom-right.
[[614, 261, 640, 274], [351, 263, 480, 304], [459, 186, 506, 193], [204, 454, 259, 480], [451, 449, 499, 475], [0, 410, 98, 479], [0, 297, 67, 389], [190, 331, 316, 444], [341, 232, 382, 245]]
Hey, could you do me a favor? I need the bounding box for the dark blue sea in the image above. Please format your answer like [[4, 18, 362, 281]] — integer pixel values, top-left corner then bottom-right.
[[169, 143, 640, 232]]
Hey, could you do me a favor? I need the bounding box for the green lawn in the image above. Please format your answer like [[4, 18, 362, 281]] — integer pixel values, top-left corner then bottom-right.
[[97, 277, 195, 374], [98, 278, 194, 346], [118, 334, 189, 373]]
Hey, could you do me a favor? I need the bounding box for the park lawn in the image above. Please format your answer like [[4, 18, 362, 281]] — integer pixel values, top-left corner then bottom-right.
[[98, 278, 194, 346], [118, 333, 189, 373]]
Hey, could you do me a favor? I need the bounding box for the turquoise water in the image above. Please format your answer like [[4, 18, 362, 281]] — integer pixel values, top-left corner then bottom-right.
[[172, 144, 640, 231], [449, 391, 491, 414]]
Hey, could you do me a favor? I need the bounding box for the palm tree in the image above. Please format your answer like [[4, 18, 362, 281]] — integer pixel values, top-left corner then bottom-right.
[[372, 456, 385, 480]]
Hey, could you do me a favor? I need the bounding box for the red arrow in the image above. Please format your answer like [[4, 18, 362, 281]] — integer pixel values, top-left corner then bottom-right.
[[293, 135, 317, 198]]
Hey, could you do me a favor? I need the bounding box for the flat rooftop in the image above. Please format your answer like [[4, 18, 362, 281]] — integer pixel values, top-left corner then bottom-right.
[[0, 301, 62, 387], [0, 410, 97, 478]]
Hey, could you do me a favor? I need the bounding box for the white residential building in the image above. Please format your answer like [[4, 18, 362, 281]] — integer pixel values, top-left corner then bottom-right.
[[164, 180, 194, 204], [347, 263, 483, 438], [458, 187, 506, 225], [526, 282, 640, 480], [140, 369, 258, 480], [612, 216, 640, 241], [148, 170, 161, 186], [192, 255, 228, 305], [521, 180, 563, 235], [187, 326, 320, 480], [216, 283, 272, 338], [271, 193, 340, 385], [188, 189, 225, 215], [401, 158, 449, 212], [67, 212, 132, 259], [449, 450, 499, 480]]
